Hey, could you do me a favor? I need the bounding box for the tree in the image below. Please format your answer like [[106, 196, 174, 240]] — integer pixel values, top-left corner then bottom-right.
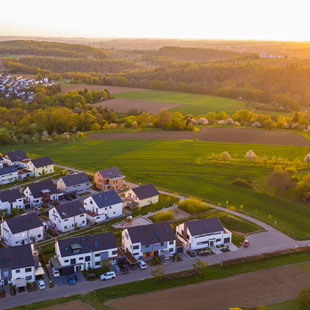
[[245, 149, 257, 161], [267, 165, 296, 192], [151, 266, 165, 281], [90, 122, 101, 131], [221, 151, 232, 161], [298, 287, 310, 310], [295, 175, 310, 201], [304, 153, 310, 165], [158, 109, 172, 129], [193, 259, 208, 274]]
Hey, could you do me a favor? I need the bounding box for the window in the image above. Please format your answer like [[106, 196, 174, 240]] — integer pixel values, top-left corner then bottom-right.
[[25, 267, 32, 273], [26, 276, 32, 281], [169, 240, 174, 245], [133, 252, 139, 256], [79, 257, 83, 261], [160, 242, 164, 246], [145, 245, 149, 248], [38, 234, 41, 238], [70, 259, 76, 264], [15, 269, 20, 273], [216, 238, 221, 242], [80, 214, 84, 217], [133, 245, 139, 250], [169, 248, 174, 252], [64, 260, 69, 263], [85, 256, 90, 262], [95, 261, 100, 266], [112, 250, 117, 255], [95, 253, 100, 257]]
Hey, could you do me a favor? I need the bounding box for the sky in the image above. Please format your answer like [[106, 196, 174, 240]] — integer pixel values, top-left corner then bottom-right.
[[1, 0, 310, 41]]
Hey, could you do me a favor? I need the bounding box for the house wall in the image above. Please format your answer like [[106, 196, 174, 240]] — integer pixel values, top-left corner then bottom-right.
[[0, 171, 18, 185], [94, 172, 125, 191], [49, 208, 87, 232], [24, 187, 61, 207], [0, 266, 35, 286], [125, 190, 159, 207], [27, 162, 54, 177], [56, 179, 90, 194], [3, 158, 26, 168], [1, 222, 44, 246], [0, 161, 3, 169]]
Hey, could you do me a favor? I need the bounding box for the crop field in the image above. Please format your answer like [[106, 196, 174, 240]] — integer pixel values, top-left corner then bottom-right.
[[114, 90, 247, 114], [60, 84, 146, 94], [2, 139, 310, 239], [0, 59, 6, 72]]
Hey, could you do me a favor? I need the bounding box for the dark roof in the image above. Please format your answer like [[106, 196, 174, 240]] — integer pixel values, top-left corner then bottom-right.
[[0, 166, 17, 176], [98, 167, 124, 179], [91, 190, 122, 208], [58, 232, 117, 257], [60, 173, 89, 187], [0, 188, 23, 203], [30, 156, 54, 168], [132, 184, 159, 200], [54, 200, 86, 219], [127, 222, 176, 245], [0, 155, 3, 161], [0, 245, 34, 270], [6, 213, 42, 234], [186, 217, 224, 236], [26, 180, 59, 198], [5, 150, 27, 162]]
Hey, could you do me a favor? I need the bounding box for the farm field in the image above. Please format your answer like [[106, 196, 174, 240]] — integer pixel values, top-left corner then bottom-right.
[[2, 139, 310, 239], [0, 59, 5, 72], [88, 127, 310, 146], [114, 89, 247, 114], [94, 97, 181, 114]]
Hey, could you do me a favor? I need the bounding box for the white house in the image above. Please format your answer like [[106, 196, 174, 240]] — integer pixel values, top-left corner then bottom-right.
[[125, 184, 159, 208], [83, 190, 122, 224], [0, 244, 36, 287], [3, 150, 28, 168], [57, 173, 90, 194], [24, 180, 63, 207], [49, 200, 87, 232], [26, 157, 54, 177], [0, 166, 18, 185], [176, 217, 232, 251], [51, 232, 118, 274], [0, 188, 24, 215], [122, 222, 176, 259], [1, 213, 44, 246], [0, 155, 3, 169]]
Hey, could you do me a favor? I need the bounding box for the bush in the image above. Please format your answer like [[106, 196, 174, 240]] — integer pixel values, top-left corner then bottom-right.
[[178, 198, 209, 214], [298, 287, 310, 310], [232, 178, 253, 189], [151, 210, 174, 222]]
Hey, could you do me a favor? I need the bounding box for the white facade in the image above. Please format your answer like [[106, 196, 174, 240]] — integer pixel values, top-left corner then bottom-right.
[[83, 196, 122, 224], [125, 189, 159, 207], [0, 265, 35, 286], [176, 223, 232, 251], [0, 196, 24, 215], [1, 222, 44, 246], [49, 208, 87, 233], [56, 178, 90, 194], [23, 187, 61, 207], [26, 161, 54, 177], [0, 169, 18, 185]]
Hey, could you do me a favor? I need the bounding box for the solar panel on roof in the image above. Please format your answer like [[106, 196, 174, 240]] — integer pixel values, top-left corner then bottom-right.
[[94, 242, 99, 248]]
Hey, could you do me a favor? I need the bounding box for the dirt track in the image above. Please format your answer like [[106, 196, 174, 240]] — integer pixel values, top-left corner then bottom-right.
[[107, 263, 310, 310], [41, 300, 93, 310], [88, 127, 310, 146], [94, 98, 181, 114], [60, 84, 145, 94]]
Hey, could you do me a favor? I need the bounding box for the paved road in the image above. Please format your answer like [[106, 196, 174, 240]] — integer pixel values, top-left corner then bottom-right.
[[2, 165, 307, 310]]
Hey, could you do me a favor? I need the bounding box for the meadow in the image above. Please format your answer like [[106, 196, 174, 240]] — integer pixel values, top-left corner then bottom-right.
[[2, 139, 310, 239], [113, 90, 246, 115]]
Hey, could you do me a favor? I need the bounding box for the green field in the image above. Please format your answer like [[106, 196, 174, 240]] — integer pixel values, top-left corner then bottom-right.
[[114, 90, 246, 115], [2, 139, 310, 239]]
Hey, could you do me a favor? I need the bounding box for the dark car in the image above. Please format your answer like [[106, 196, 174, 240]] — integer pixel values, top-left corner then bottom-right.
[[186, 250, 196, 257], [119, 264, 129, 273], [67, 274, 76, 285]]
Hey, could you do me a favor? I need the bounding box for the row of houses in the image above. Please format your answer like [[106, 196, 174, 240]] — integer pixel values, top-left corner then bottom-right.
[[0, 217, 231, 285]]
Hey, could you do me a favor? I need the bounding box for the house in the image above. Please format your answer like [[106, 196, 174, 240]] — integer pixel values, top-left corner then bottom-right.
[[26, 156, 54, 177], [4, 150, 28, 168], [83, 190, 122, 224], [24, 180, 63, 207], [0, 244, 36, 286], [176, 217, 232, 251], [0, 188, 24, 215], [125, 184, 159, 207], [57, 173, 90, 194], [0, 155, 3, 168], [51, 232, 118, 274], [94, 167, 125, 192], [49, 200, 87, 232], [1, 213, 44, 246], [122, 222, 176, 259], [0, 166, 18, 185]]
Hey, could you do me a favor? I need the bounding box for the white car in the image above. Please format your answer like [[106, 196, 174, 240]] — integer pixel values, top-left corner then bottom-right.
[[138, 260, 147, 270], [100, 271, 116, 280], [52, 267, 60, 278], [37, 279, 45, 290]]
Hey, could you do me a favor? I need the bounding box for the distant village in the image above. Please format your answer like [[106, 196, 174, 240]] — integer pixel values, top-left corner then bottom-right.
[[0, 74, 57, 104]]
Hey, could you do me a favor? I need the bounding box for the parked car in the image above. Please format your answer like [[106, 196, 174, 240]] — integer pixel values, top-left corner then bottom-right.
[[67, 274, 76, 285], [52, 267, 60, 278], [186, 250, 196, 257], [243, 239, 250, 248], [138, 259, 147, 270], [119, 263, 129, 273], [37, 279, 45, 290], [100, 271, 116, 280]]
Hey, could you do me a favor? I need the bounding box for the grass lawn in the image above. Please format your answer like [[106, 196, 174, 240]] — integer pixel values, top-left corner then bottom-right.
[[2, 139, 310, 239], [249, 299, 299, 310], [114, 90, 246, 115]]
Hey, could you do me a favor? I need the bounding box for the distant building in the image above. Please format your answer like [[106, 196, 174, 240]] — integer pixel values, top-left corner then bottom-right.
[[57, 173, 90, 194], [0, 155, 3, 169], [4, 150, 28, 168], [0, 166, 18, 185], [125, 184, 159, 207], [26, 157, 54, 177], [94, 167, 125, 192], [0, 188, 24, 214]]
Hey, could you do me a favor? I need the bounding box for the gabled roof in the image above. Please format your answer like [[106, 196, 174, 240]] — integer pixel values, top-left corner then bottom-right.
[[30, 157, 54, 168], [132, 184, 159, 200], [97, 167, 124, 179], [54, 200, 86, 219], [0, 188, 23, 203], [127, 222, 176, 245], [186, 217, 224, 236], [5, 150, 27, 162], [5, 213, 42, 234], [90, 190, 122, 208], [0, 245, 34, 270], [26, 180, 60, 198], [0, 166, 17, 176], [58, 232, 117, 257], [60, 173, 89, 187]]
